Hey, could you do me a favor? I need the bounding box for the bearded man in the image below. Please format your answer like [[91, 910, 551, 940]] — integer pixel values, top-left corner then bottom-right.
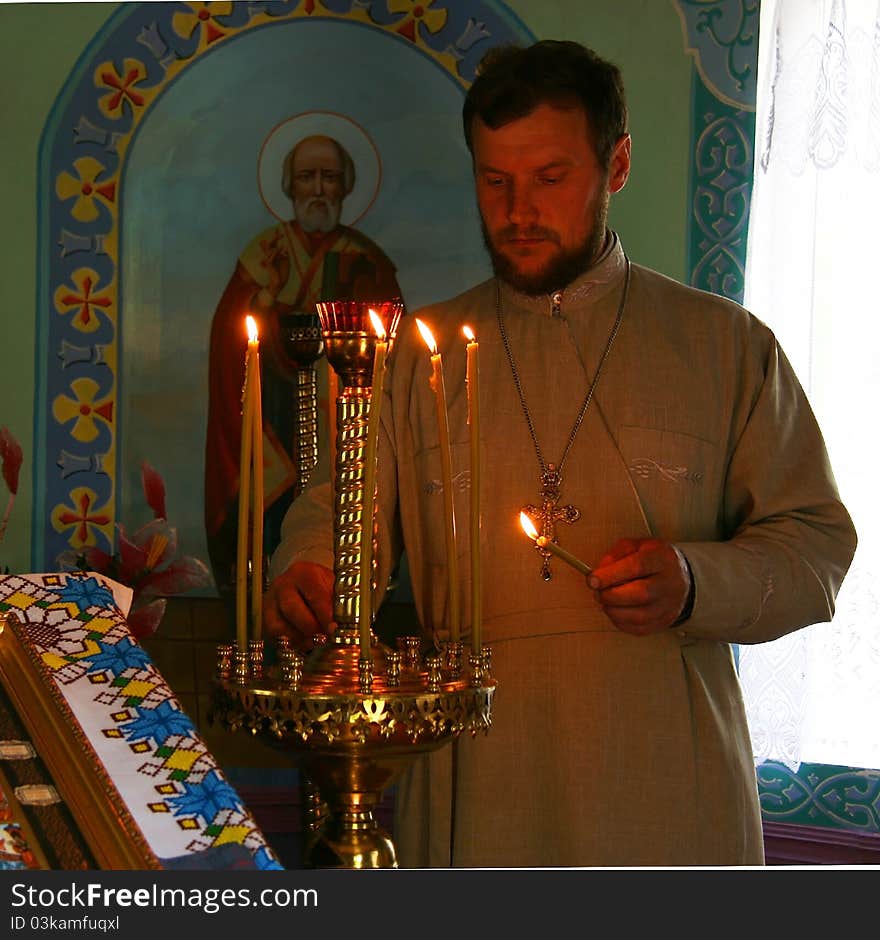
[[263, 42, 856, 867], [205, 134, 401, 608]]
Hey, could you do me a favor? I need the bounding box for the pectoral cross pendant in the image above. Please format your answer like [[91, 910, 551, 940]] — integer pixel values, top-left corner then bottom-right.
[[524, 464, 580, 581]]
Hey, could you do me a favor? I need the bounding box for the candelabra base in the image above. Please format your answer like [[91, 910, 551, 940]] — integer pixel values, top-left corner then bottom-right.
[[298, 750, 434, 869], [306, 818, 398, 870], [211, 632, 494, 869]]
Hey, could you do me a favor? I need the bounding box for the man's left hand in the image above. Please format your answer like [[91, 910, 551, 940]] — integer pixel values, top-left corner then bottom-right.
[[588, 538, 690, 636]]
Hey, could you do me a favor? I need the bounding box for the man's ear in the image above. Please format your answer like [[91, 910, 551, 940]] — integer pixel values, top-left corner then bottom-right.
[[608, 134, 631, 194]]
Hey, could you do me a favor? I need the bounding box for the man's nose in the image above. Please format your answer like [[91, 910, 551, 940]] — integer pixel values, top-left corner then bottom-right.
[[311, 172, 326, 195], [507, 183, 537, 225]]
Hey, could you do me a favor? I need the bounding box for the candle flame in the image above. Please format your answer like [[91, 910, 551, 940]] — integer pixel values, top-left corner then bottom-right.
[[416, 318, 437, 354], [246, 314, 259, 344], [463, 325, 476, 342], [368, 309, 386, 340], [519, 512, 539, 541]]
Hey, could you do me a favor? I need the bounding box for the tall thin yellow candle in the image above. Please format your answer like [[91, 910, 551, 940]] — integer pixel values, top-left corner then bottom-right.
[[520, 511, 593, 576], [463, 325, 481, 656], [358, 310, 387, 662], [235, 318, 257, 651], [249, 317, 264, 641], [416, 319, 460, 642]]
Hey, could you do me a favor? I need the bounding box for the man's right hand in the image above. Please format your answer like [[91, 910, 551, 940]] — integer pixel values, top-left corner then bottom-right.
[[263, 561, 335, 649]]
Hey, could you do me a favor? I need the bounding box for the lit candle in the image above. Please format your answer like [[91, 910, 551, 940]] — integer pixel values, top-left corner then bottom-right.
[[519, 511, 593, 576], [358, 310, 387, 662], [250, 317, 264, 641], [235, 317, 258, 651], [463, 325, 481, 656], [416, 318, 460, 642]]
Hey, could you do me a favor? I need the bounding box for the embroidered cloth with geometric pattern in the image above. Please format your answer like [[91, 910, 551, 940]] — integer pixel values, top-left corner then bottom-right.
[[0, 572, 282, 870]]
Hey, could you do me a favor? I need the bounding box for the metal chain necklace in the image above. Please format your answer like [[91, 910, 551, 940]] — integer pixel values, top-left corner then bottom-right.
[[497, 256, 631, 580]]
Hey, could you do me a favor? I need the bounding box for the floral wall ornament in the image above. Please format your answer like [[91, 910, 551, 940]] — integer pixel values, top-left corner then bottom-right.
[[50, 487, 113, 548], [52, 378, 114, 444], [674, 0, 758, 305], [57, 461, 213, 639], [672, 0, 759, 110], [53, 269, 114, 333], [54, 157, 119, 225]]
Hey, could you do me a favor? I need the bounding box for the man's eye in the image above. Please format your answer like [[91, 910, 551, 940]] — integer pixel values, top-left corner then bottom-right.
[[484, 177, 505, 187], [538, 176, 561, 185]]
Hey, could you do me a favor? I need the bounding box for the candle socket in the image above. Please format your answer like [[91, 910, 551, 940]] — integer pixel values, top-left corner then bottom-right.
[[279, 649, 303, 690], [233, 648, 248, 686], [426, 653, 442, 692], [358, 658, 374, 695], [469, 652, 485, 687], [248, 639, 264, 680], [385, 650, 402, 687], [216, 644, 233, 681], [444, 641, 463, 678], [399, 635, 422, 670]]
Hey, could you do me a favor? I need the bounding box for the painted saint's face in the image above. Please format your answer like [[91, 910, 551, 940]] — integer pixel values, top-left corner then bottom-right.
[[292, 137, 347, 233]]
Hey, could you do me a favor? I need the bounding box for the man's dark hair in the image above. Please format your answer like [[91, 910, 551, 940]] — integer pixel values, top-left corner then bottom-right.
[[462, 40, 628, 170]]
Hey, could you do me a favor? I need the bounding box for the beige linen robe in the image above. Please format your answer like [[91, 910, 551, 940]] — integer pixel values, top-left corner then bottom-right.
[[271, 235, 857, 867]]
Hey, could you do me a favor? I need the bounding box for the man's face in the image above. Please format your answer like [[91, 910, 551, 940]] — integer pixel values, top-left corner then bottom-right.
[[472, 102, 630, 294], [291, 137, 347, 233]]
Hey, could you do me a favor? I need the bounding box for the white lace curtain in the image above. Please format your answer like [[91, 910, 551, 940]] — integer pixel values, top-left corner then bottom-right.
[[741, 0, 880, 771]]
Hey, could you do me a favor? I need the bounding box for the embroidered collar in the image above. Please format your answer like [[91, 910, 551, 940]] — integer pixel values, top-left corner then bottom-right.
[[498, 230, 629, 318]]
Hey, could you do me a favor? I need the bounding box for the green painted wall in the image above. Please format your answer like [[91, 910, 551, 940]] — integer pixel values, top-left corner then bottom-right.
[[514, 0, 692, 280], [0, 2, 122, 572], [0, 0, 691, 573]]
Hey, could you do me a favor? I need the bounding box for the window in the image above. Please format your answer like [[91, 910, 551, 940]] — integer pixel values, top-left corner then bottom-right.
[[742, 0, 880, 771]]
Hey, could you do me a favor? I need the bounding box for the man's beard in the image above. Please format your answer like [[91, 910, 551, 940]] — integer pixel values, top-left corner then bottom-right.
[[481, 191, 609, 295], [295, 196, 342, 233]]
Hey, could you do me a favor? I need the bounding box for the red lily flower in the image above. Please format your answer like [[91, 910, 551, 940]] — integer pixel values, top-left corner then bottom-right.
[[0, 426, 23, 549], [58, 461, 213, 638]]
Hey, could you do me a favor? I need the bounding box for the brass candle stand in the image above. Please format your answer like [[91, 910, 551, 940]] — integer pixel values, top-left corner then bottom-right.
[[278, 312, 324, 496], [212, 300, 495, 869]]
